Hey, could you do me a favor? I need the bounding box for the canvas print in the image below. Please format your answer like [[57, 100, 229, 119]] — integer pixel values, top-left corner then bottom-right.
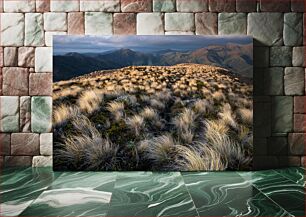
[[53, 35, 253, 171]]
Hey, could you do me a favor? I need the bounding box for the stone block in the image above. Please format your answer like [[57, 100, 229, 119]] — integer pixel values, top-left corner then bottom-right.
[[253, 47, 269, 67], [0, 133, 10, 155], [44, 12, 67, 31], [294, 114, 306, 132], [236, 0, 256, 12], [260, 0, 290, 12], [29, 73, 52, 96], [0, 47, 3, 67], [25, 13, 44, 46], [18, 47, 35, 67], [291, 0, 305, 12], [121, 0, 152, 12], [253, 138, 267, 156], [137, 13, 164, 35], [270, 46, 292, 67], [4, 156, 32, 167], [4, 47, 18, 66], [36, 0, 50, 12], [268, 137, 288, 156], [68, 12, 85, 35], [153, 0, 175, 12], [292, 46, 305, 67], [165, 13, 195, 31], [294, 96, 305, 113], [165, 31, 195, 35], [284, 13, 303, 46], [32, 156, 53, 167], [254, 101, 271, 137], [247, 13, 283, 46], [2, 67, 29, 96], [195, 13, 217, 35], [284, 67, 305, 95], [20, 96, 31, 132], [11, 133, 39, 155], [50, 0, 79, 12], [0, 96, 19, 132], [208, 0, 236, 12], [113, 13, 136, 35], [3, 0, 35, 12], [176, 0, 208, 12], [264, 67, 284, 95], [40, 133, 53, 155], [1, 13, 24, 46], [288, 133, 305, 155], [80, 0, 120, 12], [35, 47, 53, 72], [278, 156, 301, 167], [45, 32, 67, 47], [218, 13, 247, 35], [85, 12, 113, 35], [272, 96, 293, 133], [31, 96, 52, 133]]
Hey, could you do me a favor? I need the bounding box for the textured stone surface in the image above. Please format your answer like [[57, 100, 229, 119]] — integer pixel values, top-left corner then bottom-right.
[[0, 96, 19, 132], [165, 31, 195, 35], [18, 47, 35, 67], [208, 0, 235, 12], [294, 114, 306, 132], [4, 47, 18, 66], [284, 67, 305, 95], [268, 137, 288, 156], [36, 0, 50, 12], [40, 133, 52, 155], [50, 0, 79, 12], [114, 13, 136, 35], [236, 0, 256, 12], [0, 47, 3, 67], [85, 12, 113, 35], [25, 13, 44, 46], [247, 13, 283, 46], [11, 133, 39, 155], [29, 73, 52, 96], [294, 96, 305, 113], [260, 0, 290, 12], [68, 12, 85, 35], [0, 13, 24, 46], [291, 0, 305, 12], [278, 156, 301, 167], [264, 67, 284, 95], [253, 47, 269, 67], [270, 46, 292, 67], [31, 96, 52, 133], [45, 32, 67, 47], [153, 0, 175, 12], [272, 96, 293, 133], [0, 133, 10, 155], [218, 13, 246, 35], [3, 0, 35, 12], [165, 13, 195, 31], [0, 69, 2, 95], [80, 0, 120, 12], [4, 156, 32, 167], [44, 12, 67, 31], [176, 0, 208, 12], [288, 133, 305, 155], [292, 46, 305, 67], [35, 47, 52, 72], [121, 0, 152, 12], [32, 156, 52, 167], [195, 13, 217, 35], [284, 13, 303, 46], [137, 13, 164, 35], [20, 96, 31, 132], [2, 67, 29, 96]]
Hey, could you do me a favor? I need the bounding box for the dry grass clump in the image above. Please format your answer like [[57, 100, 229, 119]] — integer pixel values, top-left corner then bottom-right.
[[106, 101, 125, 121], [237, 108, 253, 125], [53, 104, 79, 126], [77, 89, 104, 114], [173, 108, 197, 143], [125, 115, 145, 136], [140, 107, 159, 121]]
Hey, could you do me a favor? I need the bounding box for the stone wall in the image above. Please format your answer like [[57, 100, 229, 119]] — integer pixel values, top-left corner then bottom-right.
[[0, 0, 305, 169]]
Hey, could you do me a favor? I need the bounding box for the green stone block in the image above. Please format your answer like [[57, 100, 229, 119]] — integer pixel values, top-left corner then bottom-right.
[[153, 0, 175, 12], [272, 96, 293, 133], [31, 96, 52, 133]]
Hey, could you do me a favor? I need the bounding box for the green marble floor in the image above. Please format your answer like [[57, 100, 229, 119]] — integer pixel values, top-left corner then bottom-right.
[[0, 167, 305, 217]]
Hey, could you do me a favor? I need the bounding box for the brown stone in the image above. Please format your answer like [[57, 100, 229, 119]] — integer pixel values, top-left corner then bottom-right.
[[291, 0, 305, 12], [20, 96, 31, 132], [208, 0, 235, 12], [236, 0, 256, 12], [11, 133, 40, 155], [294, 114, 306, 132], [0, 47, 3, 67], [121, 0, 152, 12], [114, 13, 137, 35], [288, 133, 305, 155], [68, 12, 85, 35], [29, 73, 52, 96], [0, 133, 10, 155], [260, 0, 290, 12], [278, 156, 301, 167], [302, 156, 306, 167], [4, 156, 32, 167], [18, 47, 35, 67], [195, 13, 217, 35], [294, 96, 305, 113], [4, 47, 18, 66], [36, 0, 50, 12], [2, 67, 29, 96], [0, 68, 2, 95]]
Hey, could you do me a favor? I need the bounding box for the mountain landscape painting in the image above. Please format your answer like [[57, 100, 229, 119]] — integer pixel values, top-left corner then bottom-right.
[[53, 35, 253, 171]]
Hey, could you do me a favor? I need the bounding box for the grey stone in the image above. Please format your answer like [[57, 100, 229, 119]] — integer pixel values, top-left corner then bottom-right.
[[291, 0, 305, 12], [284, 67, 305, 95], [176, 0, 208, 12], [270, 46, 292, 67], [292, 46, 305, 67], [236, 0, 256, 12], [288, 133, 305, 155], [260, 0, 290, 12], [32, 156, 52, 167], [264, 67, 284, 95], [218, 13, 247, 35], [25, 13, 44, 46], [195, 12, 217, 35], [40, 133, 53, 155], [153, 0, 175, 12], [0, 96, 19, 132], [254, 47, 269, 67], [247, 13, 283, 46], [165, 13, 195, 31], [284, 13, 303, 46], [272, 96, 293, 133], [31, 96, 52, 133]]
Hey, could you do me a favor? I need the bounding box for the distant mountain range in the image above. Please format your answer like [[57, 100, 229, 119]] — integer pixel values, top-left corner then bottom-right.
[[53, 43, 253, 81]]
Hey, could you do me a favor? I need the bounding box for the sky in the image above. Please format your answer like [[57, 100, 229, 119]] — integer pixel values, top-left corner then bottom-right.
[[53, 35, 253, 54]]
